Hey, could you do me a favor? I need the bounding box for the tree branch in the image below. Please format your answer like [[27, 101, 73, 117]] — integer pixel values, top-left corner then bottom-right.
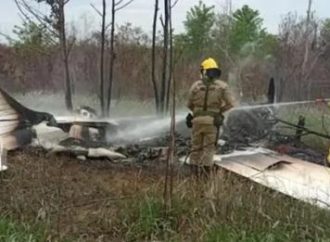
[[0, 32, 15, 42], [159, 15, 165, 29], [305, 43, 330, 80], [171, 0, 179, 9], [16, 0, 59, 38], [115, 0, 125, 6], [105, 22, 112, 31], [115, 0, 135, 11], [67, 37, 76, 55], [14, 0, 35, 25], [0, 31, 55, 55], [90, 2, 112, 31], [90, 3, 102, 17]]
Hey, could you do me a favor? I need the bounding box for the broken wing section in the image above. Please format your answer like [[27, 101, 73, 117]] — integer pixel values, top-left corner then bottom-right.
[[55, 119, 118, 145], [217, 152, 330, 209], [0, 87, 55, 150]]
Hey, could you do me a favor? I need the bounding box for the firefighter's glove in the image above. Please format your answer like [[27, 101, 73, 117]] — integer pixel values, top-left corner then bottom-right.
[[213, 114, 224, 128], [186, 113, 193, 128]]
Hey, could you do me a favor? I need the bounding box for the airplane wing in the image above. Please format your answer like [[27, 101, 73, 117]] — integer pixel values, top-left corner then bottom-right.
[[0, 87, 119, 149], [0, 87, 57, 150]]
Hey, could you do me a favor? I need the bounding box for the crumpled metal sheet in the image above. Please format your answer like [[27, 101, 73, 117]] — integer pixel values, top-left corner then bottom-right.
[[220, 154, 290, 171], [216, 151, 330, 209], [221, 107, 277, 145]]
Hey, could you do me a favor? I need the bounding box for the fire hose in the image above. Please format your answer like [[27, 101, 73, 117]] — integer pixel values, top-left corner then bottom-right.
[[271, 97, 330, 140], [273, 117, 330, 140]]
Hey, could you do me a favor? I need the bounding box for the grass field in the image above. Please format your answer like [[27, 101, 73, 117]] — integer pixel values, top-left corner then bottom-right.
[[1, 149, 330, 241], [0, 218, 47, 242]]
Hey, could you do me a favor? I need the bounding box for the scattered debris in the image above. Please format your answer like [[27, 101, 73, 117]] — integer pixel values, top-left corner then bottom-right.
[[1, 84, 327, 170], [273, 144, 326, 165], [48, 143, 127, 161], [2, 85, 330, 210], [221, 106, 277, 146], [0, 144, 7, 172]]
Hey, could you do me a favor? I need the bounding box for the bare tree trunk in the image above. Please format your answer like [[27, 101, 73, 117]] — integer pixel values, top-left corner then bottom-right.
[[164, 86, 175, 212], [165, 1, 173, 113], [164, 0, 175, 212], [100, 0, 106, 116], [106, 0, 116, 117], [59, 0, 73, 111], [301, 0, 312, 100], [13, 0, 75, 109], [160, 0, 169, 114], [152, 0, 160, 113], [302, 0, 312, 68]]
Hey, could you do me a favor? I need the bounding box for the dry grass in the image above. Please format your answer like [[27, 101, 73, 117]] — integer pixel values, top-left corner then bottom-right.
[[277, 104, 330, 151], [1, 148, 330, 241]]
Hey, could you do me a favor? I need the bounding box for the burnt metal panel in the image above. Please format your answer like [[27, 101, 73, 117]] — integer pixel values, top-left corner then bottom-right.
[[221, 153, 292, 171], [216, 152, 330, 209]]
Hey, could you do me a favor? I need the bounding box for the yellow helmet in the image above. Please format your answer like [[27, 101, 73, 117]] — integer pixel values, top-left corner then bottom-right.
[[200, 57, 219, 71], [200, 57, 221, 80]]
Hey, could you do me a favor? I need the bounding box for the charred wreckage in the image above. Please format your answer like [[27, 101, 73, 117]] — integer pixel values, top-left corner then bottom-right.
[[1, 79, 330, 209]]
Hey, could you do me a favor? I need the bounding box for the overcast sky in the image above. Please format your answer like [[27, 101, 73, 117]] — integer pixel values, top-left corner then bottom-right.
[[0, 0, 330, 42]]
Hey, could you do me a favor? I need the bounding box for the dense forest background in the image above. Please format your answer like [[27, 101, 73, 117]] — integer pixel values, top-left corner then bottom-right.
[[0, 0, 330, 115]]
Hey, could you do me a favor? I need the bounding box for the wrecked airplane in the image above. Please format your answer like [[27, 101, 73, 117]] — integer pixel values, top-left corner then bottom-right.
[[0, 76, 278, 155], [0, 87, 123, 160], [1, 83, 330, 211]]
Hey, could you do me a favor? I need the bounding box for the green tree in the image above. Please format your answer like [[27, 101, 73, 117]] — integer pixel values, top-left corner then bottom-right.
[[210, 5, 278, 101], [211, 13, 233, 72], [11, 22, 54, 54], [256, 31, 278, 59], [212, 5, 277, 63], [176, 0, 215, 57], [229, 5, 263, 55]]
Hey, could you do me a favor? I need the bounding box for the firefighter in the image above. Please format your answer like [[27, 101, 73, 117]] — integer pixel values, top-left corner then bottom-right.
[[186, 57, 235, 177]]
